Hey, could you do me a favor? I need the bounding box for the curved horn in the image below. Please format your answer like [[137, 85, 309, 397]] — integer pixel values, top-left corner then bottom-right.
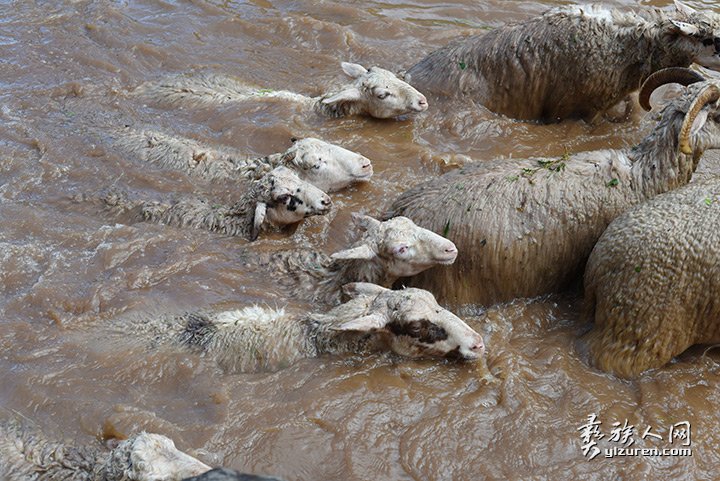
[[639, 68, 706, 111], [679, 84, 720, 155]]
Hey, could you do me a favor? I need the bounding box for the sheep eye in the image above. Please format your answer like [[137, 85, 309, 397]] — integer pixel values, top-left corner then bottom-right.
[[376, 91, 390, 100]]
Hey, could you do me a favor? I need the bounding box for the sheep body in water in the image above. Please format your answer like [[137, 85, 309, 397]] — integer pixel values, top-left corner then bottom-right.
[[405, 2, 720, 121], [0, 422, 210, 480], [583, 178, 720, 378], [112, 131, 373, 193], [385, 75, 720, 305], [257, 214, 458, 305], [102, 166, 331, 241], [123, 283, 484, 373], [136, 62, 428, 119]]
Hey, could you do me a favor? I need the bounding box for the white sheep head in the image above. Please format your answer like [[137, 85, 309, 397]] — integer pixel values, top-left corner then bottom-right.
[[280, 137, 373, 192], [252, 166, 332, 240], [331, 214, 458, 278], [110, 432, 210, 481], [334, 283, 484, 361], [321, 62, 429, 119], [669, 1, 720, 70]]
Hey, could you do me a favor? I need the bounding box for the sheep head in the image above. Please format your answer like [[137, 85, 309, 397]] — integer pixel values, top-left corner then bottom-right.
[[280, 137, 373, 192], [333, 283, 484, 361], [639, 70, 720, 156], [109, 432, 210, 481], [667, 1, 720, 70], [251, 166, 332, 240], [321, 62, 428, 119], [331, 214, 458, 278]]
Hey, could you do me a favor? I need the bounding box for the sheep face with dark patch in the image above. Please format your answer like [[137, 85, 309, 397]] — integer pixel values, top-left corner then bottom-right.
[[321, 63, 428, 119], [331, 214, 458, 279], [254, 166, 332, 232], [283, 137, 373, 192], [336, 283, 484, 361]]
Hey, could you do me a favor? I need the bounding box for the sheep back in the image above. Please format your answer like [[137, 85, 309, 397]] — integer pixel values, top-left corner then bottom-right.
[[385, 151, 643, 305], [583, 179, 720, 378], [406, 7, 688, 121]]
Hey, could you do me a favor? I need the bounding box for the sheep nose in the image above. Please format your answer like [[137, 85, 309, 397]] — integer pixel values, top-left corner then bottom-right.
[[471, 340, 484, 354], [417, 95, 428, 110], [321, 195, 332, 207], [445, 246, 457, 254]]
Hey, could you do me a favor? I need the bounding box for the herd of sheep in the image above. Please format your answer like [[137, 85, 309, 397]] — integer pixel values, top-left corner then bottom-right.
[[4, 1, 720, 479]]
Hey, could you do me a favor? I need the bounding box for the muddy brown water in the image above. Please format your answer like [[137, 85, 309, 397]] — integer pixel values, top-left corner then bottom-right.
[[2, 0, 720, 479]]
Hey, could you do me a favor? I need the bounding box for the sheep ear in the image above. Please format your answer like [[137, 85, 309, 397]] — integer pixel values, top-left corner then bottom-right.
[[333, 312, 388, 332], [321, 87, 363, 106], [674, 1, 697, 18], [671, 20, 700, 36], [342, 282, 389, 299], [341, 62, 368, 79], [351, 213, 381, 231], [251, 202, 267, 241], [280, 148, 296, 164], [331, 244, 376, 261]]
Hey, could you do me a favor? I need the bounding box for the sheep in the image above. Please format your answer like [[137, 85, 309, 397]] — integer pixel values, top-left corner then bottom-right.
[[404, 1, 720, 122], [183, 468, 285, 481], [124, 283, 485, 373], [102, 166, 331, 241], [256, 213, 458, 305], [582, 178, 720, 378], [384, 73, 720, 306], [111, 130, 373, 193], [135, 62, 428, 119], [0, 422, 211, 481]]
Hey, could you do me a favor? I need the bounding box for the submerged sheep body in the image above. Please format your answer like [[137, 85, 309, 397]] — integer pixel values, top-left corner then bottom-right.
[[406, 2, 720, 121], [136, 62, 428, 119], [112, 131, 373, 193], [583, 178, 720, 378], [0, 423, 210, 481], [122, 283, 484, 373], [102, 166, 331, 240], [385, 79, 720, 305]]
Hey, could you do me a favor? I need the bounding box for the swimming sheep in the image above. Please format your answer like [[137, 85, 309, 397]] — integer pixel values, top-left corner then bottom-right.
[[0, 422, 210, 481], [405, 2, 720, 122], [112, 131, 373, 193], [136, 62, 428, 120], [124, 283, 484, 373], [385, 74, 720, 305], [583, 178, 720, 378], [257, 214, 457, 305], [103, 166, 331, 241]]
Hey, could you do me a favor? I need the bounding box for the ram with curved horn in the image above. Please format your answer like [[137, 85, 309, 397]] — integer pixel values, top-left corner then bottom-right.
[[384, 74, 720, 305]]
